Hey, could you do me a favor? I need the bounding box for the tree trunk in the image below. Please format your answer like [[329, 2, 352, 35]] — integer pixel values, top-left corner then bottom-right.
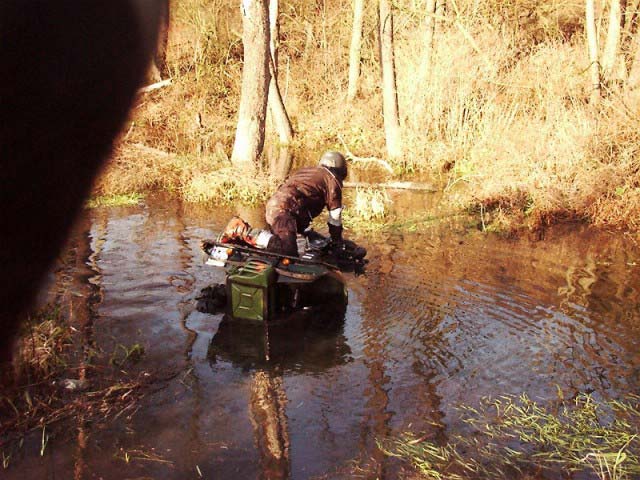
[[623, 0, 639, 42], [267, 0, 293, 145], [268, 145, 293, 181], [158, 1, 171, 76], [602, 0, 624, 80], [268, 59, 294, 144], [149, 0, 170, 82], [626, 29, 640, 90], [414, 0, 438, 120], [269, 0, 279, 68], [586, 0, 602, 104], [347, 0, 365, 101], [379, 0, 402, 159], [231, 0, 271, 169], [419, 0, 438, 79]]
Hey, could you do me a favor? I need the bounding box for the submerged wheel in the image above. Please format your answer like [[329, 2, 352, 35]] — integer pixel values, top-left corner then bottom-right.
[[196, 283, 227, 314]]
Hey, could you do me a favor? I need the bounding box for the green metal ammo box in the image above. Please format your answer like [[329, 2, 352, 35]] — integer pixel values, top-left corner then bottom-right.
[[226, 259, 276, 321]]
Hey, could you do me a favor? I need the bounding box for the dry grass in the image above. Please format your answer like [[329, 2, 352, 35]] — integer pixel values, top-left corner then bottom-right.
[[0, 305, 166, 468], [12, 305, 72, 381], [390, 2, 640, 231], [181, 166, 277, 204], [98, 144, 277, 206], [343, 186, 393, 232], [352, 187, 392, 221], [98, 0, 640, 230], [87, 193, 144, 208]]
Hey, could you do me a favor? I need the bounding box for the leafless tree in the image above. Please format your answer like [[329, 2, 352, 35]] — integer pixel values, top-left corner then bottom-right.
[[151, 0, 171, 81], [267, 0, 293, 145], [379, 0, 402, 159], [602, 0, 624, 81], [348, 0, 365, 101], [586, 0, 601, 104], [626, 27, 640, 90], [419, 0, 438, 80], [414, 0, 438, 119], [231, 0, 271, 168], [623, 0, 640, 42]]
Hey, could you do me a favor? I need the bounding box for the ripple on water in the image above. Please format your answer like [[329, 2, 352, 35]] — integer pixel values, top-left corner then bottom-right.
[[353, 228, 640, 411]]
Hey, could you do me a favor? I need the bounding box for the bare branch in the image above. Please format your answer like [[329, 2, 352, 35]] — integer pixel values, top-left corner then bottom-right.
[[138, 79, 172, 94]]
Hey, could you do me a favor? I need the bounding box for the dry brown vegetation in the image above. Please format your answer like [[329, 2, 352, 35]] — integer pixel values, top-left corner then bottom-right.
[[99, 0, 640, 232], [0, 305, 162, 466]]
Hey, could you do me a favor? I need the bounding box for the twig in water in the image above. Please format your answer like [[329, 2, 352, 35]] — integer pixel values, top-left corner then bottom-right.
[[337, 134, 394, 174], [138, 78, 172, 94], [40, 426, 48, 457]]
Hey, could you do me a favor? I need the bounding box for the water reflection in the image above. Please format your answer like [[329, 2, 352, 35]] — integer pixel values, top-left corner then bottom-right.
[[65, 216, 98, 480], [207, 310, 350, 479], [250, 370, 290, 480], [207, 312, 352, 373]]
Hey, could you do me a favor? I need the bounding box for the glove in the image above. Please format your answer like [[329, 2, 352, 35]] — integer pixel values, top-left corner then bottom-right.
[[328, 223, 344, 248], [222, 216, 251, 242], [201, 240, 215, 254]]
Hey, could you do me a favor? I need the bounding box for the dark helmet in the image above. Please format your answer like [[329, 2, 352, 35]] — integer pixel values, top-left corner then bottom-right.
[[319, 151, 347, 181]]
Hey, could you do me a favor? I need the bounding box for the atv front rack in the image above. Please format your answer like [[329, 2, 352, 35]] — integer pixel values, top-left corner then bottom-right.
[[202, 240, 338, 270]]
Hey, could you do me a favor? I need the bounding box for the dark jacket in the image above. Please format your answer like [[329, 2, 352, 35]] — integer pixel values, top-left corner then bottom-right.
[[265, 166, 343, 233]]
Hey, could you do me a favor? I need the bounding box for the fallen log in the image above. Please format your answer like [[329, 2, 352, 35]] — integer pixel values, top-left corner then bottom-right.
[[138, 78, 172, 94], [344, 181, 436, 191], [338, 134, 394, 173]]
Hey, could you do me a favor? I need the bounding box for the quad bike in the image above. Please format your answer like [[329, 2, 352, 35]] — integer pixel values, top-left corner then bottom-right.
[[199, 229, 367, 323]]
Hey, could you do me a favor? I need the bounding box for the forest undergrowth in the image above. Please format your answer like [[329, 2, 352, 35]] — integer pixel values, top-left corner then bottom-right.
[[97, 0, 640, 234]]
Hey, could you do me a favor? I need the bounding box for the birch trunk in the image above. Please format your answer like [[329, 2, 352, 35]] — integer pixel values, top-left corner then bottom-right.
[[250, 371, 290, 479], [602, 0, 624, 80], [347, 0, 365, 101], [379, 0, 402, 159], [269, 0, 279, 68], [586, 0, 602, 104], [268, 145, 293, 181], [414, 0, 438, 120], [419, 0, 438, 79], [231, 0, 271, 168], [267, 0, 293, 145]]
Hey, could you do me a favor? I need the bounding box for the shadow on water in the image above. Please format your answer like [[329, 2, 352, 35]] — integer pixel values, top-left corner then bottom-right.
[[4, 193, 640, 479]]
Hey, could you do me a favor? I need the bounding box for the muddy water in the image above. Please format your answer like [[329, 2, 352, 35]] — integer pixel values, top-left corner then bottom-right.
[[6, 192, 640, 479]]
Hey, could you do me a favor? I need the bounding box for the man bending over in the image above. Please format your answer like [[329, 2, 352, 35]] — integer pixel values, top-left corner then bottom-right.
[[222, 151, 348, 256]]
